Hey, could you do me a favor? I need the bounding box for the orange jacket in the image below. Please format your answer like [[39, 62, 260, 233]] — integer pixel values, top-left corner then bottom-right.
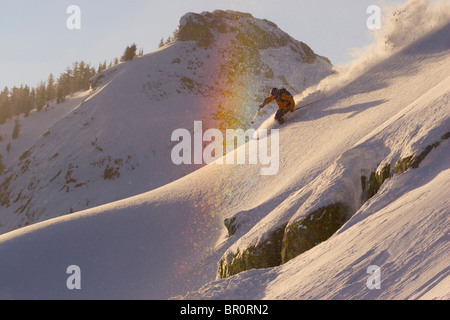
[[262, 89, 295, 112]]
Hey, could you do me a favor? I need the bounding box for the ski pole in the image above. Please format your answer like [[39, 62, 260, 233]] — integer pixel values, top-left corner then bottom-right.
[[251, 106, 262, 124], [294, 96, 327, 111]]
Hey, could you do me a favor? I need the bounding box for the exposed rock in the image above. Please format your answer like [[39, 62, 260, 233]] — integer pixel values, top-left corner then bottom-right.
[[177, 10, 322, 64], [223, 209, 261, 237], [218, 203, 352, 279], [300, 42, 317, 64], [395, 131, 450, 174], [177, 13, 215, 48], [281, 203, 351, 264], [217, 225, 286, 279], [216, 132, 449, 279], [362, 163, 391, 202], [224, 216, 238, 237]]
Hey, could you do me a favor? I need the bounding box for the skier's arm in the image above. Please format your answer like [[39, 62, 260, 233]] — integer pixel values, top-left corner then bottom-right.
[[287, 96, 295, 112], [260, 96, 274, 108]]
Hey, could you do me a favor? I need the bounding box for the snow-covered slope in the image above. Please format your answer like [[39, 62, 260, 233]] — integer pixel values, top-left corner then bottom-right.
[[0, 2, 449, 300], [0, 10, 332, 234]]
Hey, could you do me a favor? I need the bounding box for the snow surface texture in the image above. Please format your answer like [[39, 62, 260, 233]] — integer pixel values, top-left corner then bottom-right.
[[0, 1, 449, 300], [0, 10, 332, 234]]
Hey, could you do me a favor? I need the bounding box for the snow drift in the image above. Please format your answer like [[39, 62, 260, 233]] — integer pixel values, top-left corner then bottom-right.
[[0, 2, 449, 300], [0, 10, 332, 234]]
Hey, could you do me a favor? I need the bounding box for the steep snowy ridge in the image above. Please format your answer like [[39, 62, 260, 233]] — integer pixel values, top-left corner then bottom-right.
[[0, 10, 332, 234], [0, 91, 91, 169], [0, 6, 449, 300], [216, 70, 450, 279], [194, 21, 450, 297]]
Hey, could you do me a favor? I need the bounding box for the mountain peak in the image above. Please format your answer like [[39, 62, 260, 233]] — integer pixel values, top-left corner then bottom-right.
[[181, 10, 255, 22], [0, 9, 333, 234], [177, 10, 317, 62]]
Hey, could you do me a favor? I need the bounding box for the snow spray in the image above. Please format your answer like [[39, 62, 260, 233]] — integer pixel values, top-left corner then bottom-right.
[[295, 0, 450, 106]]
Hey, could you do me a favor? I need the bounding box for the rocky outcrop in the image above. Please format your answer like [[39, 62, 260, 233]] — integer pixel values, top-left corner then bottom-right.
[[217, 133, 450, 279], [223, 216, 239, 237], [180, 11, 284, 48], [217, 225, 286, 279], [281, 203, 351, 264], [218, 203, 351, 279], [177, 10, 325, 64], [395, 132, 450, 174], [361, 164, 391, 202]]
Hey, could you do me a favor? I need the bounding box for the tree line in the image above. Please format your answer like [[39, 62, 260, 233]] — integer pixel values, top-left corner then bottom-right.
[[158, 27, 181, 48], [0, 43, 143, 125]]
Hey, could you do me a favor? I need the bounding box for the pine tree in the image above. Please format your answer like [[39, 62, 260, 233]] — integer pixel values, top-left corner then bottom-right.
[[56, 81, 65, 104], [64, 67, 74, 95], [97, 61, 108, 73], [172, 27, 180, 41], [10, 86, 21, 116], [29, 88, 36, 110], [0, 87, 12, 124], [120, 43, 137, 62], [36, 81, 47, 111], [21, 85, 32, 116], [47, 73, 56, 101]]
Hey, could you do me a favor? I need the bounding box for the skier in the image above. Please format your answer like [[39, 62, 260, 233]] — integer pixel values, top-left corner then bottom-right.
[[259, 88, 295, 124]]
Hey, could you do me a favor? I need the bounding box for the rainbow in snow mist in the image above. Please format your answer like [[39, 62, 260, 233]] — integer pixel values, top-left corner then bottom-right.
[[176, 10, 308, 132]]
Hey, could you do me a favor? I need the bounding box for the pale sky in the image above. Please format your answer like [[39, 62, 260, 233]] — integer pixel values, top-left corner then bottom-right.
[[0, 0, 403, 89]]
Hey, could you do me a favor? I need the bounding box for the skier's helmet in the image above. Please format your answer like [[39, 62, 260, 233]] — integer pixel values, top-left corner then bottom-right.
[[271, 88, 279, 97]]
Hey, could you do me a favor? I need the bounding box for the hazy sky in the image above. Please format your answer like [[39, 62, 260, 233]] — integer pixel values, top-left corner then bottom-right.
[[0, 0, 402, 89]]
